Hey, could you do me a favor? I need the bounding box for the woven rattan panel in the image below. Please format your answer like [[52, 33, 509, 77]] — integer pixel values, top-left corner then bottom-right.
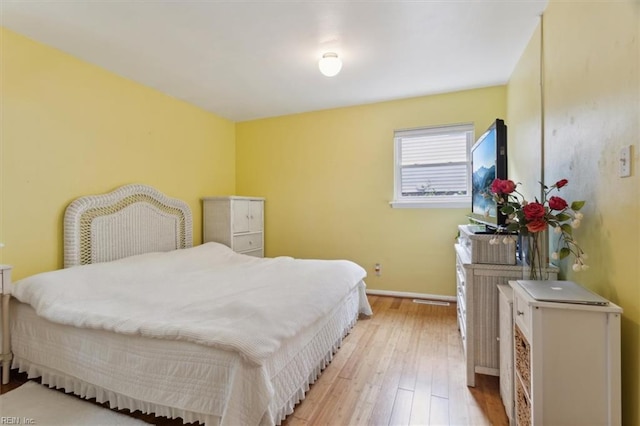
[[64, 185, 193, 267]]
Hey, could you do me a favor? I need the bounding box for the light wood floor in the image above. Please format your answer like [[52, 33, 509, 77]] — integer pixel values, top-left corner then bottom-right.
[[281, 295, 508, 426], [1, 295, 508, 425]]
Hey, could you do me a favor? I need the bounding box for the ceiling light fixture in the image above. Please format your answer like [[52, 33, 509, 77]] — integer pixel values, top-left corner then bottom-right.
[[318, 52, 342, 77]]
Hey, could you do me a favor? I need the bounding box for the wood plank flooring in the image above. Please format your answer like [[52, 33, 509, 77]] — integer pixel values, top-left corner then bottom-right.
[[0, 295, 508, 425], [282, 295, 507, 426]]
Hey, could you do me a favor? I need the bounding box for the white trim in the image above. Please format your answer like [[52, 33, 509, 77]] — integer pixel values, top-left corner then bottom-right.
[[365, 289, 457, 303], [475, 366, 500, 376], [389, 199, 469, 209], [394, 122, 474, 137], [392, 122, 474, 208]]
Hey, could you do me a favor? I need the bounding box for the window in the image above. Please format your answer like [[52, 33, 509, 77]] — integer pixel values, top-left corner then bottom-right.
[[391, 123, 473, 208]]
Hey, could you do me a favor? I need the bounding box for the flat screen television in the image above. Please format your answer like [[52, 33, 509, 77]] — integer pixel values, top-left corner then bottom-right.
[[468, 118, 508, 231]]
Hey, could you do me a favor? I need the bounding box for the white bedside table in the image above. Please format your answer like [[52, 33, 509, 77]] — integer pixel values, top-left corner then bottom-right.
[[1, 265, 13, 384]]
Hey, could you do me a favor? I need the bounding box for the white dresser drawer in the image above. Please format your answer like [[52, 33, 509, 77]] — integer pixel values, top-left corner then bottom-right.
[[514, 291, 533, 341], [233, 233, 262, 252], [456, 263, 466, 287], [242, 249, 263, 257], [457, 285, 466, 309], [457, 304, 467, 350]]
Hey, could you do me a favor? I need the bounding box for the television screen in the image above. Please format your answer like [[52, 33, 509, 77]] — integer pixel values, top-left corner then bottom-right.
[[468, 119, 507, 230]]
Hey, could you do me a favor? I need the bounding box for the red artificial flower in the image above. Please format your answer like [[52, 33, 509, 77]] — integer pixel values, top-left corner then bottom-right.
[[548, 196, 568, 211], [523, 202, 545, 220], [526, 219, 547, 233], [490, 179, 503, 194], [490, 179, 516, 195], [502, 179, 516, 194], [555, 179, 568, 189]]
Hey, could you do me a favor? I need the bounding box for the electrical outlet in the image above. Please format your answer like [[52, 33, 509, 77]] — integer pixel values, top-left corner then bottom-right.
[[374, 263, 381, 277], [619, 145, 632, 178]]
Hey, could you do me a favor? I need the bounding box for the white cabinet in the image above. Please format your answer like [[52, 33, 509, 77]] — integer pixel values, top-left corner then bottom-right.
[[202, 196, 265, 257], [1, 265, 13, 385], [455, 225, 557, 387], [510, 280, 622, 426], [455, 244, 526, 387], [498, 284, 514, 425]]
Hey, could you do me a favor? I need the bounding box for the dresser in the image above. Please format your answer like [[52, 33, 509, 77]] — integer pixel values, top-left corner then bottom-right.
[[498, 284, 515, 425], [509, 280, 622, 426], [455, 225, 557, 387], [202, 196, 265, 257], [1, 265, 13, 385]]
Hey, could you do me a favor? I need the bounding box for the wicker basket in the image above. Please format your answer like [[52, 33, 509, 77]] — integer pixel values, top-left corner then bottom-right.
[[458, 225, 516, 265]]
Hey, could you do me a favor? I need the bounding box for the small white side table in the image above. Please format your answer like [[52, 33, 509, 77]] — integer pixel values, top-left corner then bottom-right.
[[1, 265, 13, 385]]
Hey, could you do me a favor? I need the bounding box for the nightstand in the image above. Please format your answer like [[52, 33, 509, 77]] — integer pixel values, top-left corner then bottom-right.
[[1, 265, 12, 385], [510, 280, 622, 425]]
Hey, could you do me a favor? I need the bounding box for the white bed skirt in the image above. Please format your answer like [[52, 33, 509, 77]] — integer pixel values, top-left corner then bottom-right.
[[11, 282, 371, 425]]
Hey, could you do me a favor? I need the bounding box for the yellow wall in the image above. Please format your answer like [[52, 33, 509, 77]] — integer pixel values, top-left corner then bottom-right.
[[236, 87, 506, 296], [507, 1, 640, 424], [506, 24, 543, 203], [0, 28, 237, 279], [6, 5, 638, 421]]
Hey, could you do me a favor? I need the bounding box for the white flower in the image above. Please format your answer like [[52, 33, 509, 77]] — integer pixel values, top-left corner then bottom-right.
[[554, 226, 562, 234], [572, 263, 582, 272], [571, 219, 581, 229], [551, 252, 559, 260], [581, 264, 590, 271], [575, 212, 584, 220], [0, 242, 4, 248]]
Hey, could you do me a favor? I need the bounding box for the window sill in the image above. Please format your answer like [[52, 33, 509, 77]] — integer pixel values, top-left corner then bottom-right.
[[389, 198, 470, 209]]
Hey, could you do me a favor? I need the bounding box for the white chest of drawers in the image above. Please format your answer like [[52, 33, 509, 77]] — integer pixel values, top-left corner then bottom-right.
[[455, 244, 526, 387], [509, 280, 622, 426], [202, 196, 265, 257], [455, 225, 557, 387]]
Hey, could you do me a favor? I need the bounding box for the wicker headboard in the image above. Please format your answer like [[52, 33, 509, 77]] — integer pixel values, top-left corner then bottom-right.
[[64, 184, 193, 268]]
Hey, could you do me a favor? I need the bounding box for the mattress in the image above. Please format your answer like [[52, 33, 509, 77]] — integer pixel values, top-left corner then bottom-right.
[[10, 280, 369, 425]]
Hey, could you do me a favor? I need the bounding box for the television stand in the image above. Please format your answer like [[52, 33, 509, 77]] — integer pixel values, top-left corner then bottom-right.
[[455, 224, 558, 387]]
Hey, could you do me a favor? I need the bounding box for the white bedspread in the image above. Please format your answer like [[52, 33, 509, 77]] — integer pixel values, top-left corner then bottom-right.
[[12, 242, 369, 366]]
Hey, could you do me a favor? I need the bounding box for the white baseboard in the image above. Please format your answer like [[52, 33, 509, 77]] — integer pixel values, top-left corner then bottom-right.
[[365, 289, 457, 303]]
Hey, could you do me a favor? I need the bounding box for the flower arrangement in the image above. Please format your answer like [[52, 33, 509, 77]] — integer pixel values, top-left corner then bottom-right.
[[489, 178, 588, 276]]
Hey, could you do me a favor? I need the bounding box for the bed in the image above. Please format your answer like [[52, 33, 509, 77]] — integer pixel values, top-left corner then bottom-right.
[[9, 184, 372, 425]]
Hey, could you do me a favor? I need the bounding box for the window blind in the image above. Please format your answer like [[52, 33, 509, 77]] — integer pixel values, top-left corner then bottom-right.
[[393, 123, 473, 207]]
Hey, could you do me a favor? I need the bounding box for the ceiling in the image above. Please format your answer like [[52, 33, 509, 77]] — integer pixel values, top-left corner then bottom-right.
[[1, 0, 548, 122]]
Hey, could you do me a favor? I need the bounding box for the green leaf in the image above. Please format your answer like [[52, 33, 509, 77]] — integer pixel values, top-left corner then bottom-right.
[[571, 201, 586, 211], [555, 213, 571, 222], [501, 205, 516, 215], [558, 247, 571, 259], [561, 223, 573, 235], [506, 223, 521, 233]]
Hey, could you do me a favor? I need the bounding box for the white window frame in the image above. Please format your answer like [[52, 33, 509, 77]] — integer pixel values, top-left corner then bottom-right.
[[391, 122, 474, 209]]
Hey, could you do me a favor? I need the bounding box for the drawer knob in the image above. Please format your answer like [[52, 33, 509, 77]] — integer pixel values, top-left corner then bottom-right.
[[517, 310, 524, 316]]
